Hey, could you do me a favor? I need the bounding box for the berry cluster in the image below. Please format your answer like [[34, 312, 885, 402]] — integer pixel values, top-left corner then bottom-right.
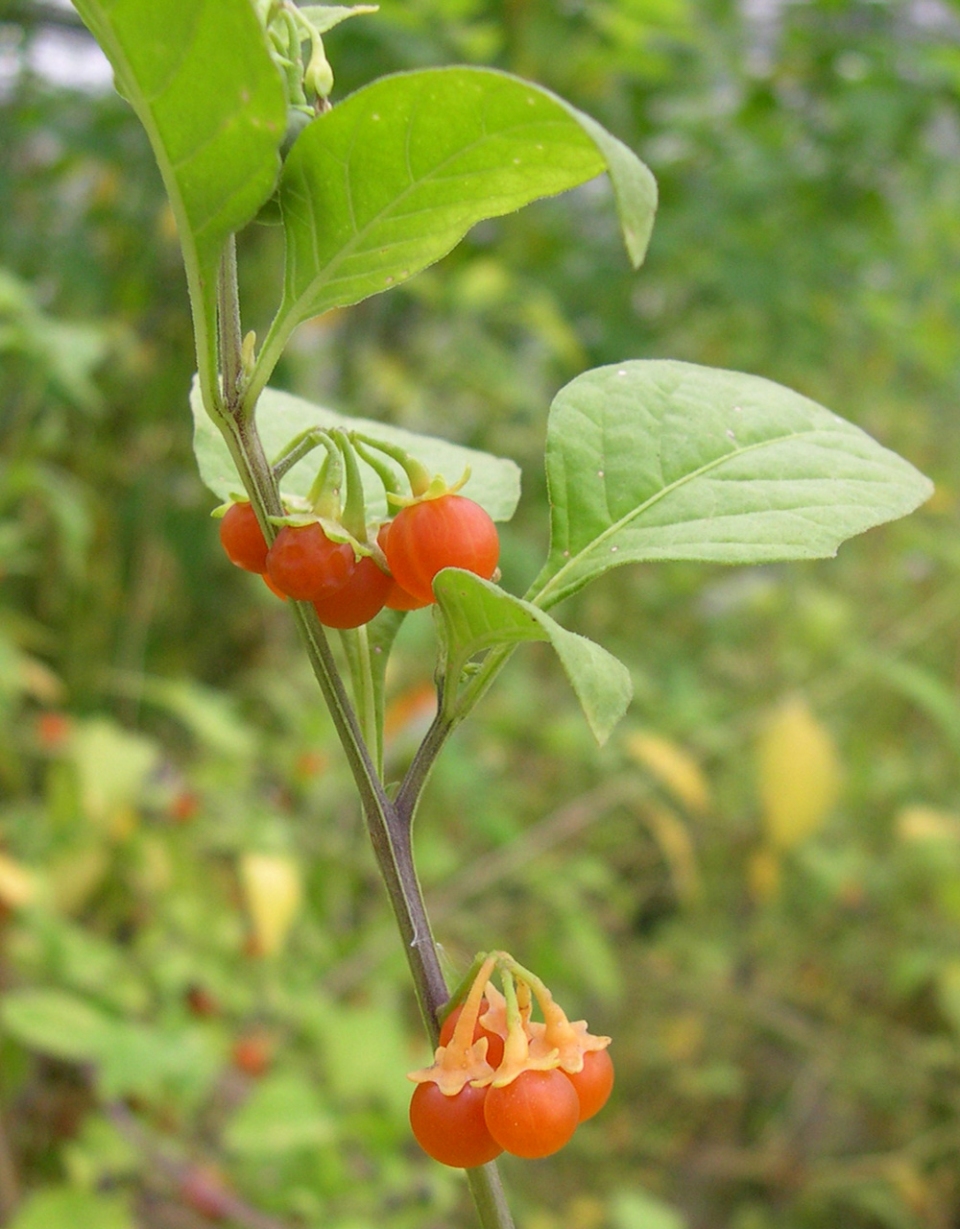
[[217, 430, 500, 629], [408, 952, 614, 1168]]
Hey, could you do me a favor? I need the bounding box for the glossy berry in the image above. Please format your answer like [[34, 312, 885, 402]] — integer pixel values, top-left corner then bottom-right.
[[383, 494, 499, 605], [483, 1068, 580, 1159], [266, 523, 355, 601], [564, 1048, 614, 1122], [219, 502, 269, 573], [262, 572, 288, 601], [439, 1000, 505, 1069], [409, 1081, 503, 1168], [376, 523, 431, 610], [312, 554, 391, 628]]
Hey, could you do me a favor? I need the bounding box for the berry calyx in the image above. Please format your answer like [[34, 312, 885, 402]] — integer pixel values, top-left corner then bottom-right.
[[438, 998, 506, 1069], [219, 501, 269, 573]]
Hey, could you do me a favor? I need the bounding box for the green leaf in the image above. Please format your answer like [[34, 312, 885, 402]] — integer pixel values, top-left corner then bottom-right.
[[610, 1190, 688, 1229], [530, 360, 934, 609], [299, 5, 379, 34], [72, 0, 286, 407], [10, 1188, 134, 1229], [433, 570, 632, 745], [224, 1072, 334, 1155], [1, 989, 116, 1064], [191, 381, 521, 523], [137, 676, 256, 759], [266, 66, 655, 352]]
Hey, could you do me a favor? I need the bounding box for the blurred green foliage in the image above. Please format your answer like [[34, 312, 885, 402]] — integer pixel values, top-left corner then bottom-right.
[[2, 1, 960, 1227]]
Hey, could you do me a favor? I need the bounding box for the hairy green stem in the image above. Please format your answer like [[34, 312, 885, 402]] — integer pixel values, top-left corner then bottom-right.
[[213, 242, 514, 1228]]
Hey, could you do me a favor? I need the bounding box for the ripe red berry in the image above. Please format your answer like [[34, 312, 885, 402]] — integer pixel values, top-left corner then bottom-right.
[[266, 523, 355, 601], [383, 494, 499, 605], [439, 1000, 505, 1069], [377, 523, 431, 610], [564, 1048, 614, 1122], [312, 553, 391, 628], [409, 1081, 503, 1168], [219, 502, 269, 573], [483, 1068, 580, 1159]]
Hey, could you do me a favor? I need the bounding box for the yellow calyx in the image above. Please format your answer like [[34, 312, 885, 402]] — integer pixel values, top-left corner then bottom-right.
[[407, 953, 498, 1096]]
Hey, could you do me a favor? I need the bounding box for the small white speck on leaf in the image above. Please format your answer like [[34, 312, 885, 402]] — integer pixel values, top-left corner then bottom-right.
[[617, 369, 627, 377], [726, 429, 736, 442], [597, 470, 604, 479], [610, 546, 619, 553]]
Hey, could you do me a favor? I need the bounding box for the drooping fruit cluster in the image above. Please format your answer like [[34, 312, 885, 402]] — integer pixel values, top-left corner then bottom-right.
[[408, 952, 613, 1168], [215, 429, 500, 627]]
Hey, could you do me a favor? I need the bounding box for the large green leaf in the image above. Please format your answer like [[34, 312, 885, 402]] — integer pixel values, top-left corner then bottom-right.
[[529, 361, 934, 609], [191, 381, 521, 523], [433, 570, 632, 745], [73, 0, 286, 405], [268, 67, 655, 346]]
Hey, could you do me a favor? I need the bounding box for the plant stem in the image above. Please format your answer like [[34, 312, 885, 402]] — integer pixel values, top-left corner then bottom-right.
[[396, 644, 515, 824], [213, 240, 515, 1229]]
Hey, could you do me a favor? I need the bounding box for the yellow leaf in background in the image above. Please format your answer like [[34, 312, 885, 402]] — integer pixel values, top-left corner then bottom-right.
[[747, 846, 782, 903], [756, 698, 840, 851], [896, 804, 960, 843], [0, 852, 37, 909], [240, 853, 302, 957], [643, 804, 701, 903], [48, 845, 109, 915], [624, 730, 711, 814]]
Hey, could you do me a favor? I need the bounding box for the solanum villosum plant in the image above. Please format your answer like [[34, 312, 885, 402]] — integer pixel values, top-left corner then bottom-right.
[[72, 1, 932, 1225]]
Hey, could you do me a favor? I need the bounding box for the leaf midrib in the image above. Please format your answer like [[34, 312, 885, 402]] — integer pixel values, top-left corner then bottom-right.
[[281, 96, 601, 329], [531, 422, 854, 608]]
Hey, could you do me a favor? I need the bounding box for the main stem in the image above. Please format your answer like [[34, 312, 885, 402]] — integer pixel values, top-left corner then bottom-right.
[[214, 240, 514, 1229]]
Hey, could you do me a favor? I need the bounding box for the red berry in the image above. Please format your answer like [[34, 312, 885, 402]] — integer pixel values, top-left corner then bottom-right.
[[409, 1081, 503, 1168], [564, 1048, 614, 1122], [438, 1000, 505, 1069], [262, 572, 289, 601], [312, 553, 391, 628], [266, 523, 354, 601], [219, 502, 269, 573], [483, 1069, 580, 1159], [383, 495, 499, 605], [170, 790, 200, 823], [36, 711, 71, 749], [377, 523, 431, 610], [232, 1033, 273, 1078]]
